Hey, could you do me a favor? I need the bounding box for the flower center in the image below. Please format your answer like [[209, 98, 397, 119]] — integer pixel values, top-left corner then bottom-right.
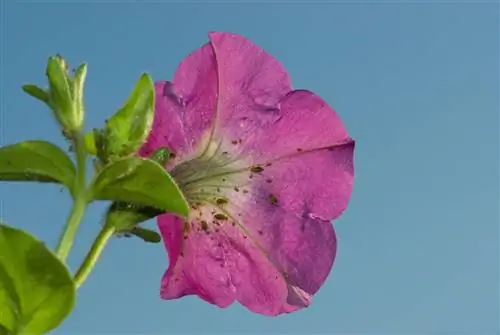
[[168, 138, 255, 231]]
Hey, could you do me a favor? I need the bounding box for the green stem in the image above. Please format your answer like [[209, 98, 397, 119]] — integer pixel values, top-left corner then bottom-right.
[[55, 133, 87, 262], [74, 225, 115, 288]]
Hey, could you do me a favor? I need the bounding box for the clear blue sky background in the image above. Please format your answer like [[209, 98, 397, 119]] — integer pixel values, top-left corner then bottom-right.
[[1, 1, 498, 334]]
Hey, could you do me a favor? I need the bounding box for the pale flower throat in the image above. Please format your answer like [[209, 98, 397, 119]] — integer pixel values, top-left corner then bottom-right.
[[167, 137, 263, 234]]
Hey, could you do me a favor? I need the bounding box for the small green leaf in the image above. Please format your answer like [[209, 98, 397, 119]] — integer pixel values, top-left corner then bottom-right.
[[45, 55, 85, 132], [105, 73, 155, 158], [105, 202, 163, 243], [70, 63, 87, 131], [91, 157, 189, 217], [106, 201, 163, 232], [83, 130, 97, 156], [0, 141, 76, 191], [0, 223, 76, 334], [22, 85, 49, 104], [46, 56, 73, 126], [130, 227, 161, 243]]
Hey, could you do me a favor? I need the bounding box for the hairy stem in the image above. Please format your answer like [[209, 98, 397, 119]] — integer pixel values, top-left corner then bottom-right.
[[74, 225, 115, 288], [55, 133, 87, 262]]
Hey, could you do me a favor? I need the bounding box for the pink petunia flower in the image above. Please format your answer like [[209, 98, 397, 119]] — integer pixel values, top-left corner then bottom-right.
[[139, 32, 355, 316]]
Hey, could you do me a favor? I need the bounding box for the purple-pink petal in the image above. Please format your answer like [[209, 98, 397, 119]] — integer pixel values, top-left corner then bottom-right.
[[139, 43, 218, 159]]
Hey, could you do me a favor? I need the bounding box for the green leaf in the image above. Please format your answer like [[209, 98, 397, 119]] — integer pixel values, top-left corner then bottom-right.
[[0, 223, 76, 334], [83, 130, 97, 156], [22, 85, 49, 104], [105, 73, 155, 158], [130, 227, 161, 243], [0, 264, 19, 335], [91, 157, 189, 217], [0, 141, 76, 191], [46, 56, 73, 126], [106, 201, 163, 232], [69, 63, 87, 131]]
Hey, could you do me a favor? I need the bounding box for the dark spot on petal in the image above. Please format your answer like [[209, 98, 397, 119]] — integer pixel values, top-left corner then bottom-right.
[[180, 251, 185, 257], [297, 148, 303, 152], [216, 198, 228, 205], [184, 235, 188, 240], [217, 187, 221, 192], [243, 189, 249, 194], [269, 194, 278, 206], [266, 179, 272, 183], [250, 166, 264, 173], [201, 220, 209, 231], [258, 230, 264, 235], [169, 152, 176, 158], [234, 186, 240, 192], [232, 222, 236, 226], [231, 140, 238, 145], [183, 221, 190, 234], [222, 178, 226, 182], [243, 235, 248, 239], [238, 139, 243, 144], [214, 213, 228, 220], [265, 163, 272, 167], [327, 146, 335, 151], [249, 174, 253, 179], [215, 228, 220, 233], [222, 151, 228, 155]]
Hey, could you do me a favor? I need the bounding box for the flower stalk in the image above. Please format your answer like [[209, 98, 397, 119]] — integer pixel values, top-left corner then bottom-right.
[[55, 132, 88, 262]]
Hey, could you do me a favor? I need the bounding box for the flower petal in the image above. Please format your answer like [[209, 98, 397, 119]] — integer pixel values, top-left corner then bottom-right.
[[138, 81, 187, 158], [157, 212, 289, 315], [208, 31, 292, 123], [156, 204, 335, 315], [217, 88, 353, 165], [254, 142, 355, 221], [166, 144, 352, 312], [228, 207, 337, 313], [140, 42, 218, 160], [219, 149, 346, 303], [158, 214, 236, 307]]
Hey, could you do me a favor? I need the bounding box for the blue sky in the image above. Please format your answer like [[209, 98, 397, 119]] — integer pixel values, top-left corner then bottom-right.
[[1, 1, 498, 334]]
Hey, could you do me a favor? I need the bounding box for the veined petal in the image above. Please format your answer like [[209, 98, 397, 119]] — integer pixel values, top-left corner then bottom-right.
[[157, 200, 335, 315], [158, 143, 350, 314], [140, 43, 218, 162]]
